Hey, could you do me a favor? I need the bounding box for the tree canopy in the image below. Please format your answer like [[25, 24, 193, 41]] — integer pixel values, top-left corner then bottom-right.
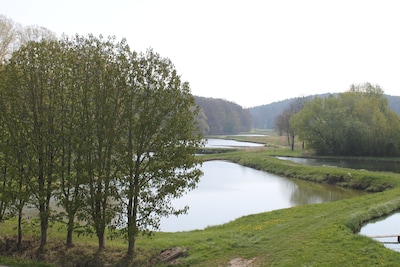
[[0, 34, 203, 257], [291, 83, 400, 156]]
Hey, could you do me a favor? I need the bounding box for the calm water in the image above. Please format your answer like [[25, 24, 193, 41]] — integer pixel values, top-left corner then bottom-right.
[[160, 160, 365, 232], [277, 157, 400, 173], [360, 213, 400, 252], [205, 138, 264, 148]]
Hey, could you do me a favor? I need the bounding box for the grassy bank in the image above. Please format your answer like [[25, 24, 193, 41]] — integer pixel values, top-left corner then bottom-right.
[[2, 143, 400, 266], [203, 148, 400, 192]]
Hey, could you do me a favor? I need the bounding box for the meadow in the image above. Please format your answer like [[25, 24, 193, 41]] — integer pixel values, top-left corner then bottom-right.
[[1, 133, 400, 266]]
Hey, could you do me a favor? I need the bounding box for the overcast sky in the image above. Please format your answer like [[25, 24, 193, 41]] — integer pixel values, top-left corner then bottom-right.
[[2, 0, 400, 107]]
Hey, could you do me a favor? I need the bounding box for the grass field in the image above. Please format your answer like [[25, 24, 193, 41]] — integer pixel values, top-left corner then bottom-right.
[[2, 133, 400, 266]]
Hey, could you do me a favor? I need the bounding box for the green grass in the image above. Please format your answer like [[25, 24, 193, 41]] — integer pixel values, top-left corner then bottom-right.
[[0, 256, 52, 267], [132, 189, 400, 266], [203, 148, 400, 192], [2, 136, 400, 266]]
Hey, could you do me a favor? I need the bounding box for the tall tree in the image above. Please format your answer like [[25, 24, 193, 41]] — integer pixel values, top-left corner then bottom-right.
[[7, 40, 63, 253], [120, 48, 203, 257], [51, 37, 86, 248], [274, 97, 306, 150], [71, 35, 123, 250]]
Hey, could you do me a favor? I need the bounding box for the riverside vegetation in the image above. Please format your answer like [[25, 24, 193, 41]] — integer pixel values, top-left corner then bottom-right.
[[2, 133, 400, 266]]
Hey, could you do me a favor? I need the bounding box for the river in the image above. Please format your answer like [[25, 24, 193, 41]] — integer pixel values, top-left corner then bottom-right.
[[160, 160, 365, 232]]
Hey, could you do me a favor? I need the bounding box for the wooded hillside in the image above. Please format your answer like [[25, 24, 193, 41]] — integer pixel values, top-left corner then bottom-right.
[[194, 96, 252, 135]]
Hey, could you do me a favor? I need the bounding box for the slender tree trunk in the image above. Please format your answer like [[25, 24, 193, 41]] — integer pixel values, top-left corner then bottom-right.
[[127, 198, 135, 257], [97, 229, 105, 250], [38, 164, 49, 254], [66, 216, 74, 248], [291, 134, 295, 151], [126, 127, 137, 257], [39, 208, 48, 253], [127, 157, 140, 257], [17, 207, 22, 250]]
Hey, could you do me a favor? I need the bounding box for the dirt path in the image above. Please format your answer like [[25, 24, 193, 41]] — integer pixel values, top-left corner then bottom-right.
[[228, 257, 256, 267]]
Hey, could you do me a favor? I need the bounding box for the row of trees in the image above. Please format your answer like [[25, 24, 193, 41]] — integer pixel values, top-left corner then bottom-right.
[[0, 35, 203, 257], [290, 83, 400, 156]]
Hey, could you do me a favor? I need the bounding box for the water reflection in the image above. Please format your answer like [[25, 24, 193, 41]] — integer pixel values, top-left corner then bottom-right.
[[289, 179, 366, 205], [205, 138, 264, 148], [160, 160, 365, 232]]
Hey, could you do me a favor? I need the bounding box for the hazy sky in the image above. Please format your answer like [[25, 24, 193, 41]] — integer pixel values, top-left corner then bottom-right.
[[2, 0, 400, 107]]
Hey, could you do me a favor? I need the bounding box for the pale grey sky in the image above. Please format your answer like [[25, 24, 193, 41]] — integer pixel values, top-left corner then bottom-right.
[[2, 0, 400, 107]]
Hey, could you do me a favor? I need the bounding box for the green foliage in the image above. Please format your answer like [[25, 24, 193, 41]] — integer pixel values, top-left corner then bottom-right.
[[250, 93, 400, 130], [291, 83, 400, 156], [0, 35, 203, 256]]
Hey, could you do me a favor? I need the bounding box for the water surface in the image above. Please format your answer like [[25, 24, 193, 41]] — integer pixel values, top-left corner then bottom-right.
[[160, 160, 365, 232], [360, 213, 400, 252], [205, 138, 264, 148]]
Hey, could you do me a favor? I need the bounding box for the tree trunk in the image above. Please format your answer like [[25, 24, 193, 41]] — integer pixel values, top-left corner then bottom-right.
[[38, 209, 48, 254], [291, 134, 295, 151], [98, 230, 105, 250], [17, 208, 22, 250], [127, 162, 139, 257], [127, 198, 136, 257], [66, 216, 74, 248]]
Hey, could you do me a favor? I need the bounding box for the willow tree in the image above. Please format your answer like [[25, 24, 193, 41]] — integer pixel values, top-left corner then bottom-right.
[[119, 48, 204, 257]]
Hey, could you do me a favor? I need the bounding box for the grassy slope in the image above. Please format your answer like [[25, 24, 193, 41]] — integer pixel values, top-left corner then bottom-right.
[[158, 147, 400, 266], [2, 135, 400, 266], [143, 190, 400, 266]]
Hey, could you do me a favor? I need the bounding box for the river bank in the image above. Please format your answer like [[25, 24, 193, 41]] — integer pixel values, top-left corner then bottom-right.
[[2, 139, 400, 266]]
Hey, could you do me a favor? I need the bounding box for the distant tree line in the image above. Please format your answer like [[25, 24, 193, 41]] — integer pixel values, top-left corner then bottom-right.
[[291, 83, 400, 156], [250, 93, 400, 129], [194, 96, 252, 135], [0, 34, 203, 259]]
